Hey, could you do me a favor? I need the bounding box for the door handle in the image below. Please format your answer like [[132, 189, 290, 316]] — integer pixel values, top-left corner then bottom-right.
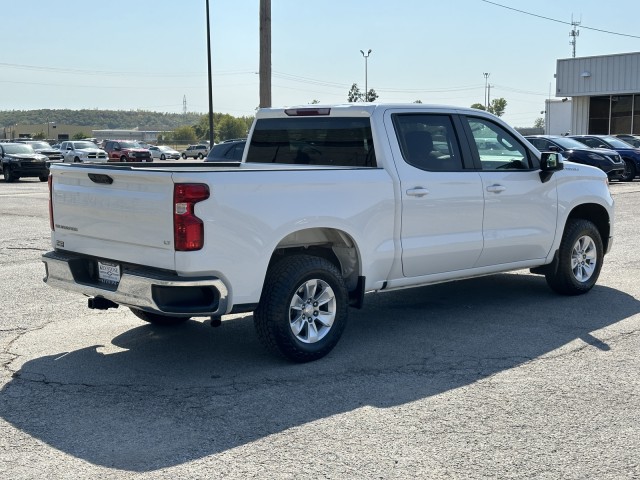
[[486, 184, 506, 193], [406, 187, 430, 197]]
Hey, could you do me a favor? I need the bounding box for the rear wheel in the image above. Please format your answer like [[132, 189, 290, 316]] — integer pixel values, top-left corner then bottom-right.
[[545, 219, 603, 295], [129, 307, 190, 326], [254, 255, 349, 362], [39, 175, 48, 182], [620, 159, 636, 182]]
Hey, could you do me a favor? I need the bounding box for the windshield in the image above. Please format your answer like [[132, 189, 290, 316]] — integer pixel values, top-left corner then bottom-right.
[[120, 141, 142, 148], [602, 136, 635, 149], [3, 144, 35, 154], [73, 141, 97, 149], [552, 137, 592, 149]]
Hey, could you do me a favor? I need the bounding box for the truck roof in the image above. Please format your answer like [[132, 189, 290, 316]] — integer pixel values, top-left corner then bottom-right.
[[255, 103, 488, 119]]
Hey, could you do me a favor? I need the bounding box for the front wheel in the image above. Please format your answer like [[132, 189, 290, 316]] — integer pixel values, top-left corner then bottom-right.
[[129, 307, 190, 326], [160, 154, 166, 161], [197, 153, 204, 159], [545, 219, 603, 295], [3, 166, 17, 182], [254, 255, 349, 362], [181, 153, 187, 159], [39, 175, 48, 182], [620, 159, 636, 182]]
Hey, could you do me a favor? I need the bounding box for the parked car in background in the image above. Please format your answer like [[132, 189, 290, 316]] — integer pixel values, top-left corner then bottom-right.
[[181, 144, 209, 159], [15, 140, 63, 163], [569, 135, 640, 181], [0, 143, 49, 182], [614, 134, 640, 148], [205, 138, 246, 162], [59, 141, 109, 163], [103, 140, 152, 162], [148, 145, 181, 160], [525, 135, 625, 180]]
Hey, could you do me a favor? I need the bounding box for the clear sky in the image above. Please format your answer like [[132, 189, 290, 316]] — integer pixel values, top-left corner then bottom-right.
[[3, 0, 639, 127]]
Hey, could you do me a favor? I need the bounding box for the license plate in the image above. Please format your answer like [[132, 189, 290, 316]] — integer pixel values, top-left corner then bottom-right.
[[98, 261, 121, 285]]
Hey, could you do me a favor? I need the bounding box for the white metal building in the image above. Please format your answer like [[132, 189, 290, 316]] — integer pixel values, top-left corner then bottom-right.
[[556, 52, 640, 135]]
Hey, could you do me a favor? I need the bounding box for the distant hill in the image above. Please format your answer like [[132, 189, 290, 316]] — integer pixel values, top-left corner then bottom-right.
[[0, 109, 209, 130]]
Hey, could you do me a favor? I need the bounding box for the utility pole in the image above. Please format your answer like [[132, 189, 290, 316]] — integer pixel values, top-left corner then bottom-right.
[[487, 83, 491, 110], [259, 0, 272, 108], [205, 0, 214, 146], [569, 16, 580, 58]]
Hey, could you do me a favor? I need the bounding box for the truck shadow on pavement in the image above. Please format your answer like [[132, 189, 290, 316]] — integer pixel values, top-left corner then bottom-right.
[[1, 273, 638, 471]]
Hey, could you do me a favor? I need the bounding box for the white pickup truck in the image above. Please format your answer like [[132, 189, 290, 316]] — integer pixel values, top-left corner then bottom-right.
[[42, 104, 615, 362]]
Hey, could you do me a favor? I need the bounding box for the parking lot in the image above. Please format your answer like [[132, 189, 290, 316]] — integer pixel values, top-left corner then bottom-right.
[[1, 178, 639, 479]]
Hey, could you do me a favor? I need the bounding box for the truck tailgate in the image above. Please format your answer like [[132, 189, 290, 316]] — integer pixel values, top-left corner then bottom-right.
[[50, 165, 176, 270]]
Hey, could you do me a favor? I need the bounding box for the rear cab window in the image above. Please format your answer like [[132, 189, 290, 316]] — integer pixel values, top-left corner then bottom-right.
[[246, 117, 377, 167]]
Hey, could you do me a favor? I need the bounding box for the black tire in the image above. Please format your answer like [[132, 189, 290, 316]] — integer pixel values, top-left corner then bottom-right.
[[545, 219, 603, 295], [39, 175, 48, 182], [120, 155, 127, 162], [160, 154, 166, 160], [73, 157, 81, 163], [197, 153, 204, 159], [181, 153, 187, 159], [129, 307, 190, 326], [620, 159, 636, 182], [254, 254, 349, 362], [3, 166, 17, 183]]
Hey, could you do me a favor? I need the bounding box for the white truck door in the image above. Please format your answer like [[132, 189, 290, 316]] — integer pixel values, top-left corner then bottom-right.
[[461, 115, 558, 267], [386, 111, 484, 277]]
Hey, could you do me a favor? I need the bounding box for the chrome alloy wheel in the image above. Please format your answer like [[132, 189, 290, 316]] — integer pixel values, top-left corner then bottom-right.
[[571, 235, 598, 282], [289, 279, 336, 344]]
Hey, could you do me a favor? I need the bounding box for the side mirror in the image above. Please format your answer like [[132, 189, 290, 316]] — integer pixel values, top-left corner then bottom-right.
[[539, 151, 563, 183], [548, 145, 560, 152]]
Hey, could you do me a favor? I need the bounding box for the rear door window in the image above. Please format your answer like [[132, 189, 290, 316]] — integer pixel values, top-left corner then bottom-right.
[[392, 114, 464, 171], [246, 117, 376, 167]]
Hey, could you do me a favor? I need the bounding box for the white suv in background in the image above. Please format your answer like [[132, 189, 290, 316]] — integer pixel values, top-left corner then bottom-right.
[[59, 141, 109, 163], [181, 144, 209, 159]]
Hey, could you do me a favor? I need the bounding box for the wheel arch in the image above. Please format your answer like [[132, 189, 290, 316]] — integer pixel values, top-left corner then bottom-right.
[[266, 227, 364, 306], [566, 202, 611, 253]]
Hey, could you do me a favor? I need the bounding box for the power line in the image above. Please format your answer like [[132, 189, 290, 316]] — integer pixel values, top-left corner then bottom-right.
[[480, 0, 640, 39]]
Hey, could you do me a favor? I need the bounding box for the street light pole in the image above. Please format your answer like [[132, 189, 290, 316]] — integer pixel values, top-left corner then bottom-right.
[[360, 49, 372, 102], [483, 72, 490, 109]]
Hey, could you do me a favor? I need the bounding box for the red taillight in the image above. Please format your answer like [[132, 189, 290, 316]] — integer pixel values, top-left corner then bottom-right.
[[174, 183, 209, 251], [48, 175, 54, 231]]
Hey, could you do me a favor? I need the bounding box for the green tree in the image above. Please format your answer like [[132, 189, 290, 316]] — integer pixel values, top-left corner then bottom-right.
[[171, 125, 197, 144], [72, 132, 89, 140], [32, 131, 46, 140], [470, 103, 486, 111], [365, 88, 379, 102], [487, 98, 507, 117], [310, 99, 320, 104], [347, 83, 362, 102], [413, 100, 423, 104], [217, 115, 249, 141], [533, 117, 545, 129]]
